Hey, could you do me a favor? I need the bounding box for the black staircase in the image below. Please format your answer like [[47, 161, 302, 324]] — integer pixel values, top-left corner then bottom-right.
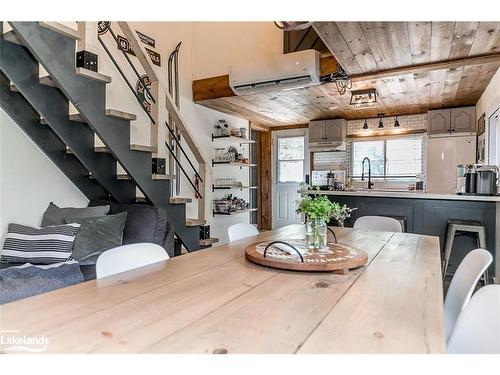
[[0, 22, 201, 251]]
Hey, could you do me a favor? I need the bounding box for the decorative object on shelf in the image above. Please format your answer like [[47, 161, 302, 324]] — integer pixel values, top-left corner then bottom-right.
[[227, 146, 238, 162], [151, 157, 166, 174], [230, 128, 241, 137], [214, 119, 230, 137], [297, 185, 354, 250], [378, 113, 385, 129], [240, 128, 247, 139], [213, 194, 250, 215], [350, 88, 378, 108], [97, 21, 111, 35], [394, 116, 400, 128], [363, 119, 369, 130], [245, 239, 368, 273]]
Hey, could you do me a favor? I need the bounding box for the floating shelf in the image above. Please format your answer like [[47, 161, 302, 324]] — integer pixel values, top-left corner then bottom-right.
[[212, 185, 258, 192], [213, 208, 258, 216], [212, 134, 256, 145], [199, 237, 219, 246], [212, 160, 257, 168]]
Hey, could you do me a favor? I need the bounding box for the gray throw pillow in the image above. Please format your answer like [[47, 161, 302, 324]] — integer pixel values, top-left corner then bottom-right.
[[65, 212, 127, 265], [41, 202, 110, 227]]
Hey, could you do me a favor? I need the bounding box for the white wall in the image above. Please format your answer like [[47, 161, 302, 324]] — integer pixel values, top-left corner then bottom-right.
[[476, 67, 500, 121], [0, 109, 88, 244]]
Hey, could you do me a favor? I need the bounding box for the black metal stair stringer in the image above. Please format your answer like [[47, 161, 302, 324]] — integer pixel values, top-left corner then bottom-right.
[[0, 36, 137, 203], [9, 22, 200, 250], [0, 71, 108, 200]]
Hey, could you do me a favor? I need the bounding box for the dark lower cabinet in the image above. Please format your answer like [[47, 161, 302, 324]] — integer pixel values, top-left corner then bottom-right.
[[322, 194, 496, 278]]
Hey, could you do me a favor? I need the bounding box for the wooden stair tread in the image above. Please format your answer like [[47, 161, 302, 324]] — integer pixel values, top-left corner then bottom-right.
[[186, 218, 206, 226], [94, 146, 110, 153], [105, 109, 137, 121], [39, 22, 80, 40], [200, 238, 219, 246], [69, 113, 87, 123], [39, 75, 57, 87], [152, 174, 175, 180], [3, 30, 24, 45], [40, 116, 48, 125], [116, 173, 130, 180], [169, 197, 192, 204], [130, 144, 157, 152], [75, 68, 111, 84]]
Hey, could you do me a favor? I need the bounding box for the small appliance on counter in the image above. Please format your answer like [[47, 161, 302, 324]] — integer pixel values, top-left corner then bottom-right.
[[459, 164, 499, 196], [476, 165, 498, 195], [311, 170, 346, 190]]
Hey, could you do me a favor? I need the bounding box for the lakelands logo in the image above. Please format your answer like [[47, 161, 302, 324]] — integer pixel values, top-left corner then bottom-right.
[[1, 330, 49, 353]]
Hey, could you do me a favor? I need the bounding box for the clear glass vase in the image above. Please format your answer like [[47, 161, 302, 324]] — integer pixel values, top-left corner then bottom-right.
[[305, 219, 327, 251]]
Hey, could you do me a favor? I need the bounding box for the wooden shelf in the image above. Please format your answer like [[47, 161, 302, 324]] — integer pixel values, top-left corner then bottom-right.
[[212, 161, 256, 167], [199, 237, 219, 246], [213, 208, 257, 216], [212, 134, 256, 144], [212, 185, 257, 192]]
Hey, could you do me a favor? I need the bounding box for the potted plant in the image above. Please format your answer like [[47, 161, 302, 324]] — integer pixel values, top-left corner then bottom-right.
[[297, 185, 354, 250]]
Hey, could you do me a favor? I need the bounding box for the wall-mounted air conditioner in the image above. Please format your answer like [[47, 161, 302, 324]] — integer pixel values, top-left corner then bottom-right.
[[229, 50, 320, 96]]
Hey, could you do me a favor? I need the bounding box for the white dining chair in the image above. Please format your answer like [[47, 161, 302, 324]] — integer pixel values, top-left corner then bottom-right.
[[353, 216, 402, 232], [444, 248, 493, 341], [96, 243, 169, 279], [447, 284, 500, 354], [228, 223, 259, 241]]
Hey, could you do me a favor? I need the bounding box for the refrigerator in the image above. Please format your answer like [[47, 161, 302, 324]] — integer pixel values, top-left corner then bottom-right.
[[426, 133, 476, 194]]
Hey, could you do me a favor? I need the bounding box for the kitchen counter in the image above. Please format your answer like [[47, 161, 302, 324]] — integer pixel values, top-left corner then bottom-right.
[[300, 189, 500, 202], [302, 189, 499, 282]]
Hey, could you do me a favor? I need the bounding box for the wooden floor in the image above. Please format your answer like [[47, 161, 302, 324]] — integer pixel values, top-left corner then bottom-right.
[[0, 225, 445, 354]]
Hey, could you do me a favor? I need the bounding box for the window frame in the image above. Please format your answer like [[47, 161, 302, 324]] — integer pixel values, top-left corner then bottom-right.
[[276, 135, 306, 183], [351, 137, 423, 180]]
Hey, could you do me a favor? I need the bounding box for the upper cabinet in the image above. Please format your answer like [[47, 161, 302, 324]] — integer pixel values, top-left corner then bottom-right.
[[309, 120, 325, 143], [451, 107, 476, 133], [309, 119, 347, 151], [428, 106, 475, 135]]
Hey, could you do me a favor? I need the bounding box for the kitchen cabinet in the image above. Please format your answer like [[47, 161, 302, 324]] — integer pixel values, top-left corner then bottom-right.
[[428, 109, 451, 135], [451, 106, 476, 133], [309, 119, 346, 142], [309, 120, 325, 143], [428, 106, 475, 135]]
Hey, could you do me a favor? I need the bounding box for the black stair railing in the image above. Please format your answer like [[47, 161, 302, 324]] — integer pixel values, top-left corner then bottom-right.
[[97, 24, 156, 125], [164, 121, 203, 199]]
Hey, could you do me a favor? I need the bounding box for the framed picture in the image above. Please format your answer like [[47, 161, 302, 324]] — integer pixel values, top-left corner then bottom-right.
[[476, 113, 486, 163], [478, 113, 485, 136]]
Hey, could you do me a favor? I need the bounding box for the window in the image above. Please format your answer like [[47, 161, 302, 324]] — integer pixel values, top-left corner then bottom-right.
[[277, 136, 305, 183], [352, 137, 423, 179]]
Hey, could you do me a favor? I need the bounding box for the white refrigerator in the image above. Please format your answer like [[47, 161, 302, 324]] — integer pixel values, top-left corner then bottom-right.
[[426, 133, 476, 194]]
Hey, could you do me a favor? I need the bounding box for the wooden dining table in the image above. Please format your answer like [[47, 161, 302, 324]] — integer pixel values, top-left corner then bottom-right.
[[0, 225, 446, 354]]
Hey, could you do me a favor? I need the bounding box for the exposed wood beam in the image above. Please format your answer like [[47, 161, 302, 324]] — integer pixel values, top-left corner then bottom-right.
[[350, 53, 500, 82], [269, 124, 309, 131], [192, 56, 339, 102], [250, 122, 270, 132]]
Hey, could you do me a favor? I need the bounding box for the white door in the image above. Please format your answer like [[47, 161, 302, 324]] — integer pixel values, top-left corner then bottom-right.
[[272, 129, 308, 229]]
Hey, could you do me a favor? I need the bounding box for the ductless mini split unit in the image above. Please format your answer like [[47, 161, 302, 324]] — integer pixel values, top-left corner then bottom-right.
[[229, 50, 321, 96]]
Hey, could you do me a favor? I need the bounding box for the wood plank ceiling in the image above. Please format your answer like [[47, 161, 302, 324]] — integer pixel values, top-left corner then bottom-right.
[[193, 22, 500, 127]]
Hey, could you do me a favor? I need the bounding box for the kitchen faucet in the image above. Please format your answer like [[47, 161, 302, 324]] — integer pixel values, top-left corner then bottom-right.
[[361, 157, 374, 189]]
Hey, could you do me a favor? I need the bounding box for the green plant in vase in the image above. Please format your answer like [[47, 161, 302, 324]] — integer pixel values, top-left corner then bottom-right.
[[297, 184, 354, 250]]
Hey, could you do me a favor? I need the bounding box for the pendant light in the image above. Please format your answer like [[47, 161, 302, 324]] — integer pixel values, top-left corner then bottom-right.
[[394, 116, 400, 127], [363, 119, 369, 130], [378, 113, 384, 129]]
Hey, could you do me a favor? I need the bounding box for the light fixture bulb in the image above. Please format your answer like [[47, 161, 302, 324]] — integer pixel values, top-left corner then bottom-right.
[[378, 119, 384, 129], [363, 119, 368, 130], [394, 116, 400, 127]]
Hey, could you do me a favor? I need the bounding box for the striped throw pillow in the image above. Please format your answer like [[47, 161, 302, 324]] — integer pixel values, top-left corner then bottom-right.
[[1, 223, 80, 264]]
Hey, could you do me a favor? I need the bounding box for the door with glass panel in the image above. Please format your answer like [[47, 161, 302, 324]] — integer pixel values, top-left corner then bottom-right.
[[272, 129, 308, 229]]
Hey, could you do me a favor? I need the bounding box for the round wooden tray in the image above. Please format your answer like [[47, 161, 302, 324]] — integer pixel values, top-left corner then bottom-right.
[[245, 239, 368, 274]]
